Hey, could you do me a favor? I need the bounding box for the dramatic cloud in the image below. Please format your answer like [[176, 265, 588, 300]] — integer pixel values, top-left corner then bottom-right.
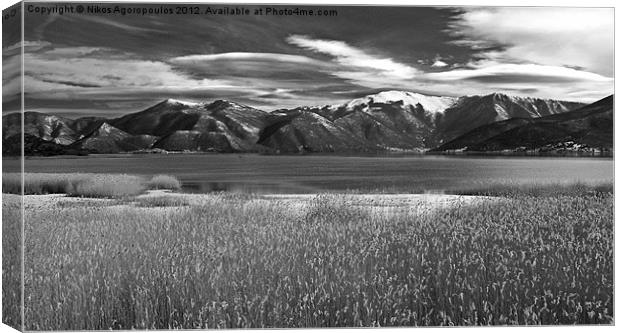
[[5, 44, 257, 114], [423, 7, 614, 102], [169, 52, 360, 108], [282, 32, 613, 102], [427, 62, 612, 83], [9, 45, 362, 114], [2, 54, 21, 109], [5, 6, 613, 116], [447, 7, 614, 76], [172, 52, 324, 66], [169, 52, 336, 82], [431, 60, 448, 68], [286, 34, 420, 85], [3, 40, 52, 56], [419, 59, 613, 103]]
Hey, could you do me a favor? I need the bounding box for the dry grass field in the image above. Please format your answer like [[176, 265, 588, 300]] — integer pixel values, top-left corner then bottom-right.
[[1, 173, 614, 329], [2, 194, 21, 330]]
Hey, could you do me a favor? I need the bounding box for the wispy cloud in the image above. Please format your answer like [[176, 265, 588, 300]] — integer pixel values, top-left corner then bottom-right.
[[6, 6, 614, 116], [422, 61, 613, 103], [8, 44, 358, 113], [69, 15, 165, 34], [446, 7, 614, 77], [283, 32, 613, 102], [286, 34, 419, 84], [172, 52, 325, 65], [23, 54, 228, 94], [3, 40, 52, 55], [427, 62, 612, 83], [424, 7, 614, 101], [6, 43, 245, 113], [431, 59, 448, 68], [169, 51, 337, 82], [168, 51, 356, 108]]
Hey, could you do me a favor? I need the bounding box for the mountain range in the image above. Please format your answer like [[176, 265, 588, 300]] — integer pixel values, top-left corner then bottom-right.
[[433, 95, 613, 153], [2, 91, 612, 156]]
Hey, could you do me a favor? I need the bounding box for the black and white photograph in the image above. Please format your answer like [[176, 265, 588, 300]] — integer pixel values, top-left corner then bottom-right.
[[0, 0, 615, 330]]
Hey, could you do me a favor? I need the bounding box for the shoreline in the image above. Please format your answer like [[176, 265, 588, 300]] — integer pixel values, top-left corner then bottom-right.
[[6, 191, 502, 214], [2, 150, 614, 159]]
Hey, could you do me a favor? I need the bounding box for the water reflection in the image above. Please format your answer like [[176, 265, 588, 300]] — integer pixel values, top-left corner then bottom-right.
[[182, 181, 318, 194], [16, 154, 612, 195]]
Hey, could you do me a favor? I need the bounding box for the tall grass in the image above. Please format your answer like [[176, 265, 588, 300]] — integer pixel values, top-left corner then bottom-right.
[[23, 189, 613, 329], [344, 181, 613, 196], [2, 195, 22, 330], [66, 175, 145, 198], [3, 173, 92, 195], [146, 175, 182, 191], [2, 173, 182, 198], [451, 181, 613, 197], [134, 195, 190, 207]]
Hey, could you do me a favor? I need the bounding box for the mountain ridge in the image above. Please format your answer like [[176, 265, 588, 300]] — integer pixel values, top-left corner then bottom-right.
[[3, 92, 603, 156], [433, 95, 613, 154]]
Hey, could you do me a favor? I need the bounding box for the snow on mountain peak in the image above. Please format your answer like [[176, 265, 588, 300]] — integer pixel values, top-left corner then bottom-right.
[[486, 92, 544, 103], [344, 90, 457, 114], [165, 98, 201, 107], [208, 99, 249, 109], [98, 122, 114, 133]]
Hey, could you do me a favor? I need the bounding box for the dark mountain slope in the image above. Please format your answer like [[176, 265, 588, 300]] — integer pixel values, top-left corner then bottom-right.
[[110, 99, 273, 152], [333, 111, 430, 149], [71, 123, 157, 153], [205, 100, 274, 142], [3, 134, 90, 156], [432, 118, 534, 151], [71, 116, 107, 137], [258, 91, 583, 152], [153, 130, 234, 153], [2, 111, 77, 145], [261, 92, 444, 151], [434, 95, 613, 152], [258, 111, 373, 153], [111, 99, 204, 136], [436, 93, 584, 143], [2, 92, 595, 155]]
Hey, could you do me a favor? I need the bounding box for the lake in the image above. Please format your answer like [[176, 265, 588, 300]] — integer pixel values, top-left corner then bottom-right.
[[3, 154, 614, 194]]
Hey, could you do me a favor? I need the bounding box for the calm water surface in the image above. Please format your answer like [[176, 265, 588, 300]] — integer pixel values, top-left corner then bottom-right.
[[4, 154, 614, 194]]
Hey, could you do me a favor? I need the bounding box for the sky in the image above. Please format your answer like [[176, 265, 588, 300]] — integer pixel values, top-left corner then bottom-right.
[[1, 3, 615, 117]]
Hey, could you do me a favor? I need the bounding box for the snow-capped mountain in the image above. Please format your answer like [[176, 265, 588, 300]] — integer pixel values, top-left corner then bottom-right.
[[164, 98, 202, 107], [342, 90, 457, 115], [436, 93, 585, 142], [2, 112, 77, 145], [434, 95, 613, 153], [70, 122, 157, 154], [2, 91, 593, 155]]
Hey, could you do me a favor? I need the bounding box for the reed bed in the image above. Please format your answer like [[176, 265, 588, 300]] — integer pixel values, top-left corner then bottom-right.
[[2, 173, 181, 198], [134, 195, 190, 207], [451, 181, 613, 197], [2, 195, 22, 330], [16, 187, 613, 329], [146, 175, 182, 191]]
